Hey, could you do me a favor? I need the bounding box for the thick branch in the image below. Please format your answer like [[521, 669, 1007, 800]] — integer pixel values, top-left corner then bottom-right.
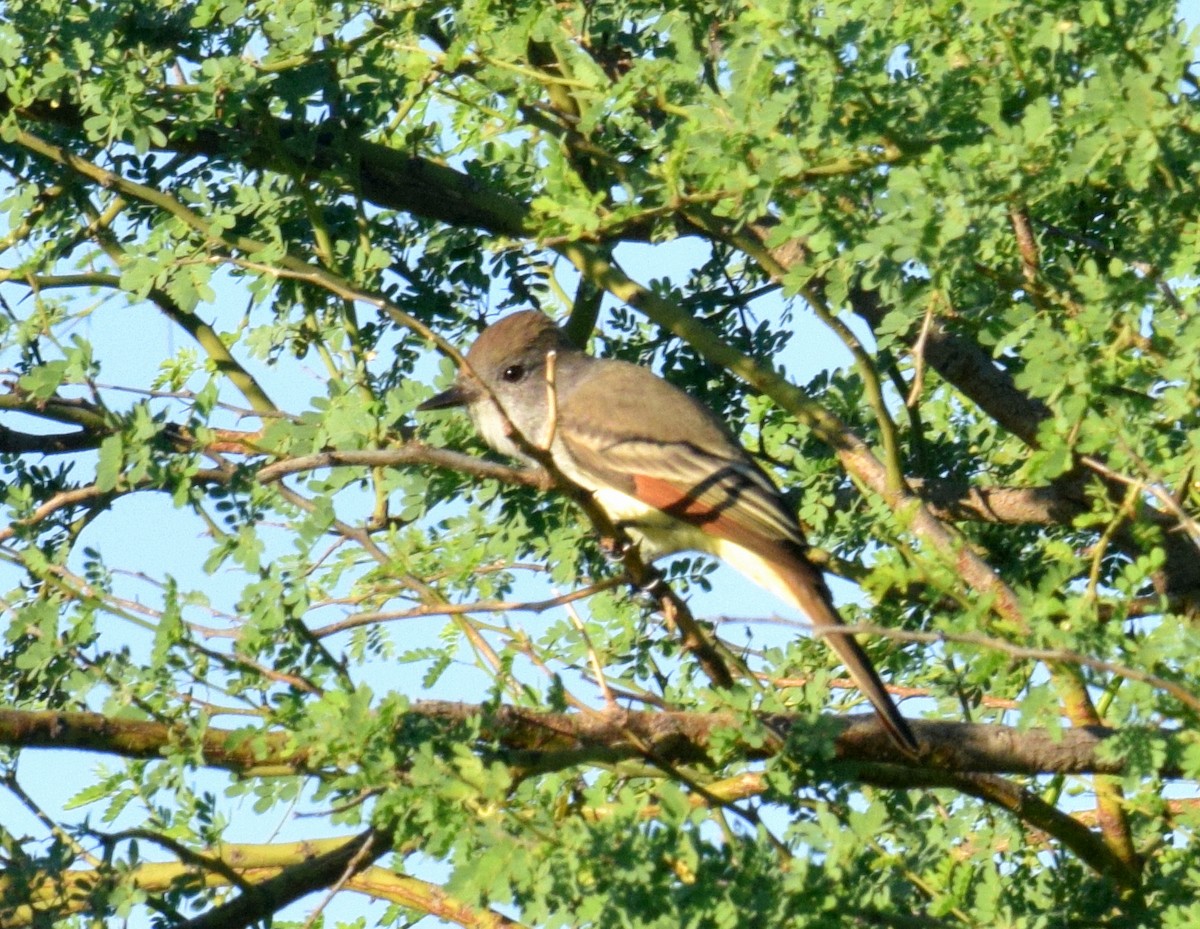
[[904, 478, 1086, 525], [0, 837, 411, 929], [851, 290, 1052, 445], [0, 423, 100, 454], [0, 704, 1179, 779], [0, 391, 110, 432], [177, 828, 391, 929]]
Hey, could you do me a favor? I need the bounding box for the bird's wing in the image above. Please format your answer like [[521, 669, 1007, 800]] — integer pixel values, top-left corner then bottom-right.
[[583, 436, 806, 552], [552, 358, 806, 550]]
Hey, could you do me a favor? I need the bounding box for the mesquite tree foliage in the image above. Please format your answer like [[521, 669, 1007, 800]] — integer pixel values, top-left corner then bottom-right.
[[0, 1, 1198, 926]]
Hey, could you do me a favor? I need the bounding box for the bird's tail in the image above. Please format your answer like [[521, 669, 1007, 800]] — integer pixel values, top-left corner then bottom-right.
[[776, 552, 919, 756]]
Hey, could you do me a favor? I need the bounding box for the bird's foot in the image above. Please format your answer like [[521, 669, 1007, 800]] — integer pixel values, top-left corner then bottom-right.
[[599, 535, 631, 562], [632, 565, 670, 602]]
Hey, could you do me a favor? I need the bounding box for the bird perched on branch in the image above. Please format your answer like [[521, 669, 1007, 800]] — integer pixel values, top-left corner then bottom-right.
[[420, 311, 917, 755]]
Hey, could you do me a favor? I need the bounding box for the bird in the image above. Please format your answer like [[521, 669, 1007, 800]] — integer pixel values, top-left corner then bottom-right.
[[419, 310, 918, 754]]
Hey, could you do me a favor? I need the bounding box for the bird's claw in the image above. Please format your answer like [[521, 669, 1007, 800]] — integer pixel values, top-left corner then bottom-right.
[[599, 535, 631, 562], [633, 566, 669, 602]]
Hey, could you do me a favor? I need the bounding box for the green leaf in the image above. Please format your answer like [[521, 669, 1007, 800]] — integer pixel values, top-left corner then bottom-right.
[[95, 434, 123, 492], [18, 361, 68, 400]]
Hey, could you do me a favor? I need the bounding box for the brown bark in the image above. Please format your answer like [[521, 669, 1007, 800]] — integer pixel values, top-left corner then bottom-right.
[[0, 704, 1171, 779]]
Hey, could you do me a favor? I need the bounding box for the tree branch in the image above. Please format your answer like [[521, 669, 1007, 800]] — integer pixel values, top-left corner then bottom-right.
[[176, 828, 391, 929], [0, 704, 1179, 779], [0, 835, 529, 929], [254, 446, 550, 490]]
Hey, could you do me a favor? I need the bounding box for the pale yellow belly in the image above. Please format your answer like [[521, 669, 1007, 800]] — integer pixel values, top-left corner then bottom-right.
[[590, 487, 801, 613]]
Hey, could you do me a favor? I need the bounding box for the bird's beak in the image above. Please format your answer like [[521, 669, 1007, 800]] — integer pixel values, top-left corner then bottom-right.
[[417, 383, 469, 411]]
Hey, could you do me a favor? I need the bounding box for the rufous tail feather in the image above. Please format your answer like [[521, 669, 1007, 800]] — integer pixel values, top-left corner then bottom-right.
[[778, 555, 919, 755]]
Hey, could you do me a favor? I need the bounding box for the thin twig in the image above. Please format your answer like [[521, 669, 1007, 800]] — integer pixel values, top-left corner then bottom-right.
[[310, 580, 619, 638], [562, 594, 616, 707], [906, 295, 937, 408], [299, 831, 380, 929], [542, 348, 559, 450]]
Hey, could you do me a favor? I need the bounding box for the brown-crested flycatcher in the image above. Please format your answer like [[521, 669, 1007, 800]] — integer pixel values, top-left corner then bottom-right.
[[419, 311, 917, 754]]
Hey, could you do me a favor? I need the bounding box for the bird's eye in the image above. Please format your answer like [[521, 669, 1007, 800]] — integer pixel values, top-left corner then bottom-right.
[[501, 364, 525, 383]]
